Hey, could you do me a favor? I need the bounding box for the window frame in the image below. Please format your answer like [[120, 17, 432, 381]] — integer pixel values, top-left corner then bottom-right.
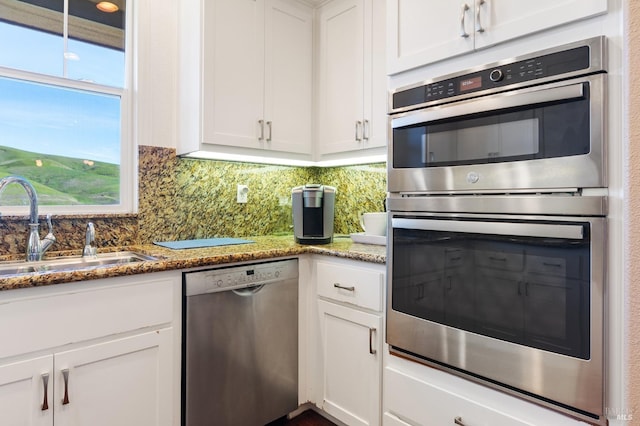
[[0, 0, 135, 216]]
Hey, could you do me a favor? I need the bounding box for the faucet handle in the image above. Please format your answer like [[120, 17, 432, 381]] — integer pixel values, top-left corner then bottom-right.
[[40, 214, 56, 255], [45, 214, 54, 234], [83, 222, 97, 258]]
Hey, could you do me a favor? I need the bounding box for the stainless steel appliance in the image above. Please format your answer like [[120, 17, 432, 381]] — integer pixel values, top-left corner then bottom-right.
[[292, 184, 336, 244], [388, 36, 605, 194], [386, 37, 608, 425], [183, 259, 299, 426]]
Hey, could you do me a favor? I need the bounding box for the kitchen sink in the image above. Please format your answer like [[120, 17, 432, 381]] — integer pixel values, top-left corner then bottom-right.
[[0, 251, 157, 276]]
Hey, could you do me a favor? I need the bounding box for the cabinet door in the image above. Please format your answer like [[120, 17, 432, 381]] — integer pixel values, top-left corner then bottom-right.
[[474, 0, 607, 50], [0, 355, 53, 426], [54, 329, 173, 426], [386, 0, 474, 74], [475, 268, 524, 342], [318, 300, 381, 426], [202, 0, 265, 149], [363, 0, 386, 150], [318, 0, 365, 155], [264, 0, 313, 154]]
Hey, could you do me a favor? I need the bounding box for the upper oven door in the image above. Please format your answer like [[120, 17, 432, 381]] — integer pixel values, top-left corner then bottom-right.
[[388, 73, 605, 193]]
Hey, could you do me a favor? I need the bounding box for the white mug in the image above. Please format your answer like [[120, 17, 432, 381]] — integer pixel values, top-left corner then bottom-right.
[[360, 212, 387, 236]]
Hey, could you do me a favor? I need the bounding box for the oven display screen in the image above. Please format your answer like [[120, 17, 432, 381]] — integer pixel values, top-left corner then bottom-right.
[[460, 76, 482, 91]]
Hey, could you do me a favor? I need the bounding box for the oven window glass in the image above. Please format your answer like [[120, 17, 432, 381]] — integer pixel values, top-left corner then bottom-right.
[[392, 85, 590, 168], [392, 220, 591, 359]]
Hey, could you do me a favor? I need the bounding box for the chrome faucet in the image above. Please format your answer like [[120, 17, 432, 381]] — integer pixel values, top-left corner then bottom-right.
[[83, 222, 97, 258], [0, 176, 56, 261]]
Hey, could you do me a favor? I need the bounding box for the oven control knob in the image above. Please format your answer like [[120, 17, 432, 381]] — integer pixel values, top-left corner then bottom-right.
[[466, 171, 480, 184], [489, 69, 504, 82]]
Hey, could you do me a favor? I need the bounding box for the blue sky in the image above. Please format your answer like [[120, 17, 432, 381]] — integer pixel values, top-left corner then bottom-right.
[[0, 21, 124, 164]]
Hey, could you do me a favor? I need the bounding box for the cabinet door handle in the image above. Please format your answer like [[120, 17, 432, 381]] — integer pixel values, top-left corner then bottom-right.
[[61, 369, 70, 405], [363, 119, 369, 141], [369, 327, 377, 355], [355, 121, 363, 142], [41, 373, 49, 411], [258, 119, 265, 141], [333, 283, 355, 292], [459, 3, 470, 38], [476, 0, 485, 33], [266, 121, 272, 142]]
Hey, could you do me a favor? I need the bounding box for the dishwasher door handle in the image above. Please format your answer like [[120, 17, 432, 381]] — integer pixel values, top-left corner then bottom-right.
[[232, 284, 265, 297]]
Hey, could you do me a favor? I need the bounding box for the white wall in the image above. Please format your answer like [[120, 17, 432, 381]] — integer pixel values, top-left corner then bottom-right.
[[625, 1, 640, 422]]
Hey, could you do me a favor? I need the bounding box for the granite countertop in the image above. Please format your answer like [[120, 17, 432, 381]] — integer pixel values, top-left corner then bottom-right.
[[0, 235, 386, 291]]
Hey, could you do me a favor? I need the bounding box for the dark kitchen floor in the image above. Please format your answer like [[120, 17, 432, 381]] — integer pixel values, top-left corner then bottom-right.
[[267, 409, 338, 426]]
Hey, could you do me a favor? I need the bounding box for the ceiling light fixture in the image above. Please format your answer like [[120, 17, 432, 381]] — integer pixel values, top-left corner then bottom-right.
[[96, 1, 119, 13]]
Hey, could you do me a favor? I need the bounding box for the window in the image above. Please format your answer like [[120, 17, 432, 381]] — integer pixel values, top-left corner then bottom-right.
[[0, 0, 132, 213]]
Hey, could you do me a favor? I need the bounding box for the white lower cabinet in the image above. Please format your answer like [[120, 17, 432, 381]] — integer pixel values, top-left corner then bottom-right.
[[318, 300, 382, 426], [383, 355, 589, 426], [0, 272, 180, 426], [54, 330, 172, 426], [309, 257, 386, 426], [0, 355, 52, 426]]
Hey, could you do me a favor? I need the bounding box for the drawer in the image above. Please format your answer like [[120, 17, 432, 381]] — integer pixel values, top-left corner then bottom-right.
[[0, 273, 177, 360], [475, 250, 524, 271], [384, 360, 587, 426], [444, 248, 467, 269], [526, 254, 583, 279], [316, 260, 383, 311], [383, 412, 412, 426]]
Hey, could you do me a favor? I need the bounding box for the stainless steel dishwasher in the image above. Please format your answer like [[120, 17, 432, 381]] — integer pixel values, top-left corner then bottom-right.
[[182, 258, 299, 426]]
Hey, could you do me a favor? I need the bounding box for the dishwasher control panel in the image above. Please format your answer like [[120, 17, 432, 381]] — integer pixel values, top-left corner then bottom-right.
[[184, 258, 298, 296]]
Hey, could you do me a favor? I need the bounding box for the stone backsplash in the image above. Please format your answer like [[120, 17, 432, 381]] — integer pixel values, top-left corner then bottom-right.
[[0, 146, 386, 256], [138, 146, 387, 243]]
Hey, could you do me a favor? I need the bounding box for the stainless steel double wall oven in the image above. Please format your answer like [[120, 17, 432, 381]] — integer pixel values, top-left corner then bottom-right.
[[386, 37, 607, 424]]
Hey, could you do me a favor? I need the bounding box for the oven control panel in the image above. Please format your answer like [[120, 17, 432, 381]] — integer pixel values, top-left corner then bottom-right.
[[392, 37, 604, 112]]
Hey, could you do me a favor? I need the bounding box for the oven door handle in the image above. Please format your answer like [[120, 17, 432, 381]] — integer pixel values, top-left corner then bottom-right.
[[392, 218, 584, 240], [391, 81, 585, 129]]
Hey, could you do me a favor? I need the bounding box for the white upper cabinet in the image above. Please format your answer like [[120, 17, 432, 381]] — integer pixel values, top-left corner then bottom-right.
[[317, 0, 387, 159], [201, 0, 264, 151], [264, 0, 314, 154], [387, 0, 608, 74], [178, 0, 313, 161], [387, 1, 473, 75]]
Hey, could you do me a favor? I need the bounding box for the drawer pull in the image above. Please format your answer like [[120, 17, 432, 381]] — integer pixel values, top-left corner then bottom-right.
[[62, 369, 70, 405], [489, 256, 507, 262], [334, 283, 355, 292], [369, 327, 377, 355], [543, 262, 563, 268], [454, 416, 466, 426], [41, 373, 49, 411]]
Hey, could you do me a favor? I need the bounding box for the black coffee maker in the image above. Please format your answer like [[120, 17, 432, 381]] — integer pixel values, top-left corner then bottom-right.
[[292, 184, 336, 244]]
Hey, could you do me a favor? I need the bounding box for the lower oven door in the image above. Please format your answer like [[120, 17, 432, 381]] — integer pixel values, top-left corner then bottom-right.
[[387, 212, 605, 420]]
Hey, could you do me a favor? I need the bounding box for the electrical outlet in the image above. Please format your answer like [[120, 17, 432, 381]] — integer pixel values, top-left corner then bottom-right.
[[237, 185, 249, 203]]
